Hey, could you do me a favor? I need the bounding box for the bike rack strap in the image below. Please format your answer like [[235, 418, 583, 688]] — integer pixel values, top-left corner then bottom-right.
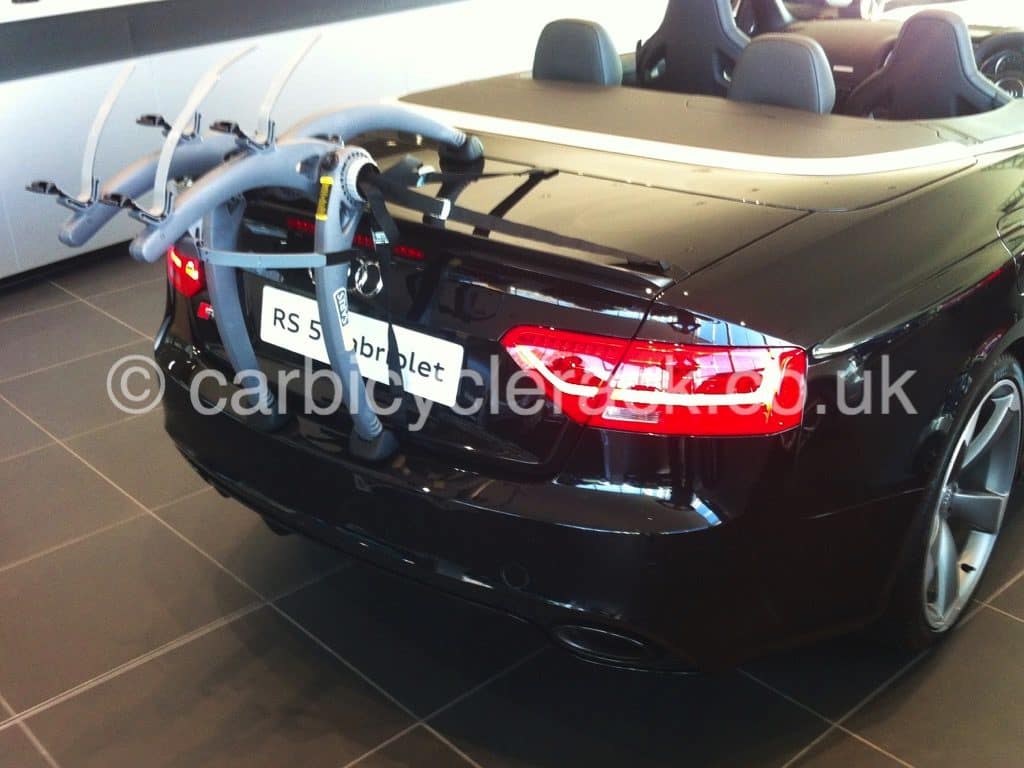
[[202, 249, 325, 270]]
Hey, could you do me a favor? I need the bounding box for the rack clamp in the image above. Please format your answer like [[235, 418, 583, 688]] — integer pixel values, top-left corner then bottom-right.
[[137, 112, 201, 142], [102, 190, 172, 224], [25, 178, 99, 212], [210, 120, 276, 152]]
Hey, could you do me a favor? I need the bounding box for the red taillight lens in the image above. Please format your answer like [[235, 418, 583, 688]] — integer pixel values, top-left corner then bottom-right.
[[286, 216, 316, 236], [352, 232, 424, 260], [392, 244, 425, 261], [286, 220, 425, 260], [167, 246, 205, 298], [501, 326, 807, 436]]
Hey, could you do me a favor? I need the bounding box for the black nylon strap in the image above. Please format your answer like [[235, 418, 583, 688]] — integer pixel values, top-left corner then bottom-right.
[[364, 185, 410, 429], [377, 155, 548, 190], [422, 155, 484, 229], [365, 185, 400, 242], [473, 169, 558, 238], [417, 168, 546, 186], [362, 173, 664, 270]]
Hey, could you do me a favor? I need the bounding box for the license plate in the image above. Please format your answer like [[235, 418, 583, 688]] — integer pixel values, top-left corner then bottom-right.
[[259, 286, 465, 407]]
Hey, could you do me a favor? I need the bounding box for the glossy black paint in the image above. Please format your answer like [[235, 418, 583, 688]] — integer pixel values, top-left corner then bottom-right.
[[153, 91, 1024, 669]]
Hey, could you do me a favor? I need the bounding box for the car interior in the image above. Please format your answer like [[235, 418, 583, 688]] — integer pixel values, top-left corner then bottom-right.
[[634, 0, 750, 97], [845, 9, 1011, 118], [531, 0, 1024, 121]]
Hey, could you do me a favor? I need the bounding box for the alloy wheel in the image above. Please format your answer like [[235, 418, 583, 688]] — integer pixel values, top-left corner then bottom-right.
[[923, 378, 1022, 631]]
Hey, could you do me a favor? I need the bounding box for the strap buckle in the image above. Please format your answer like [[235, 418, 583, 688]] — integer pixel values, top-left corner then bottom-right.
[[429, 197, 452, 222]]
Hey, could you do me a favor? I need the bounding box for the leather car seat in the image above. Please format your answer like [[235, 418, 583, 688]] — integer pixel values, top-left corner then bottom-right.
[[636, 0, 749, 96], [846, 10, 1011, 119]]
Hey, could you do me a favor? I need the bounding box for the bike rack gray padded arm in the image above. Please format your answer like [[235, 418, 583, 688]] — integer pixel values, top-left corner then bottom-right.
[[59, 134, 238, 247], [131, 138, 391, 451], [84, 104, 472, 456], [128, 138, 333, 263], [284, 104, 480, 160], [61, 104, 479, 250]]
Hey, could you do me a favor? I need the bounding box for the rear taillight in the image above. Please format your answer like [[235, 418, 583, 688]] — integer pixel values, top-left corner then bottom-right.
[[392, 244, 425, 261], [286, 216, 316, 236], [287, 217, 425, 260], [501, 326, 806, 437], [352, 232, 424, 260], [167, 246, 205, 298]]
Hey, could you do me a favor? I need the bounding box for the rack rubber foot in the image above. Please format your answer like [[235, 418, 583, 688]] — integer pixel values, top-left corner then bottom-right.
[[349, 429, 399, 462]]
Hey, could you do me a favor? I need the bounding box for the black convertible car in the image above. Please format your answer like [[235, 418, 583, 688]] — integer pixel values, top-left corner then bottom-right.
[[40, 0, 1024, 669]]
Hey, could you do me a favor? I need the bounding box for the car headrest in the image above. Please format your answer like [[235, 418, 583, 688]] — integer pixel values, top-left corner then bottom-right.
[[897, 9, 978, 82], [533, 19, 623, 87], [728, 34, 836, 114]]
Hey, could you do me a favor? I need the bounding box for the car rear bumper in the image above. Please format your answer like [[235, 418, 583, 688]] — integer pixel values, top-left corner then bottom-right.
[[157, 333, 925, 670]]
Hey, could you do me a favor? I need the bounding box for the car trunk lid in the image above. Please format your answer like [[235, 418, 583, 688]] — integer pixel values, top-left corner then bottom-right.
[[193, 139, 804, 473]]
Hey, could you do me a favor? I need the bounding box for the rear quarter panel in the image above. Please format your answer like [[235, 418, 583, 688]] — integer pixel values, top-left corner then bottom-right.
[[653, 150, 1024, 509], [630, 151, 1024, 633]]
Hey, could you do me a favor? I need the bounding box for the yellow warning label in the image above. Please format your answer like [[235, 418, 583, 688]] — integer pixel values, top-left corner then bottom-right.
[[316, 176, 333, 221]]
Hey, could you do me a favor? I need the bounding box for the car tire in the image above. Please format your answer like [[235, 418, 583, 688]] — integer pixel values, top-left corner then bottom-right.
[[888, 354, 1023, 650], [840, 0, 884, 20]]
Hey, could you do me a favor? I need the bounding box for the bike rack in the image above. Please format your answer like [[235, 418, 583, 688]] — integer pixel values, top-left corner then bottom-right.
[[26, 63, 136, 212], [28, 38, 481, 461]]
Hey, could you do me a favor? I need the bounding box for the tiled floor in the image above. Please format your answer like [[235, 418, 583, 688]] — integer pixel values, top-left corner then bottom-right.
[[1, 247, 1022, 768]]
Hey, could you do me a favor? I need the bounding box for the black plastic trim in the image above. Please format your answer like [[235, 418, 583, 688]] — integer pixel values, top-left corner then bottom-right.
[[0, 0, 464, 82]]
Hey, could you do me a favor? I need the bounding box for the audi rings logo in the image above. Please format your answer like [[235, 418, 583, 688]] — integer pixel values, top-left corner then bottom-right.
[[352, 257, 384, 298]]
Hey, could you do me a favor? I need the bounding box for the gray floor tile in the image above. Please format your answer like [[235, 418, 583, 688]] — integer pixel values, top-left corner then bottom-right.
[[51, 248, 164, 298], [277, 564, 544, 717], [743, 631, 917, 721], [788, 731, 905, 768], [0, 444, 139, 570], [1, 340, 153, 438], [844, 607, 1024, 768], [0, 399, 49, 461], [90, 279, 168, 339], [977, 491, 1024, 601], [431, 650, 828, 768], [0, 302, 142, 380], [0, 280, 75, 324], [354, 726, 472, 768], [156, 489, 347, 598], [67, 410, 207, 508], [992, 575, 1024, 619], [0, 726, 51, 768], [745, 485, 1024, 725], [27, 607, 412, 768], [0, 515, 254, 711]]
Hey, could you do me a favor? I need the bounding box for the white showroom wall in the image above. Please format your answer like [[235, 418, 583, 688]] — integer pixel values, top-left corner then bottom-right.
[[0, 0, 166, 23], [0, 0, 667, 279]]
